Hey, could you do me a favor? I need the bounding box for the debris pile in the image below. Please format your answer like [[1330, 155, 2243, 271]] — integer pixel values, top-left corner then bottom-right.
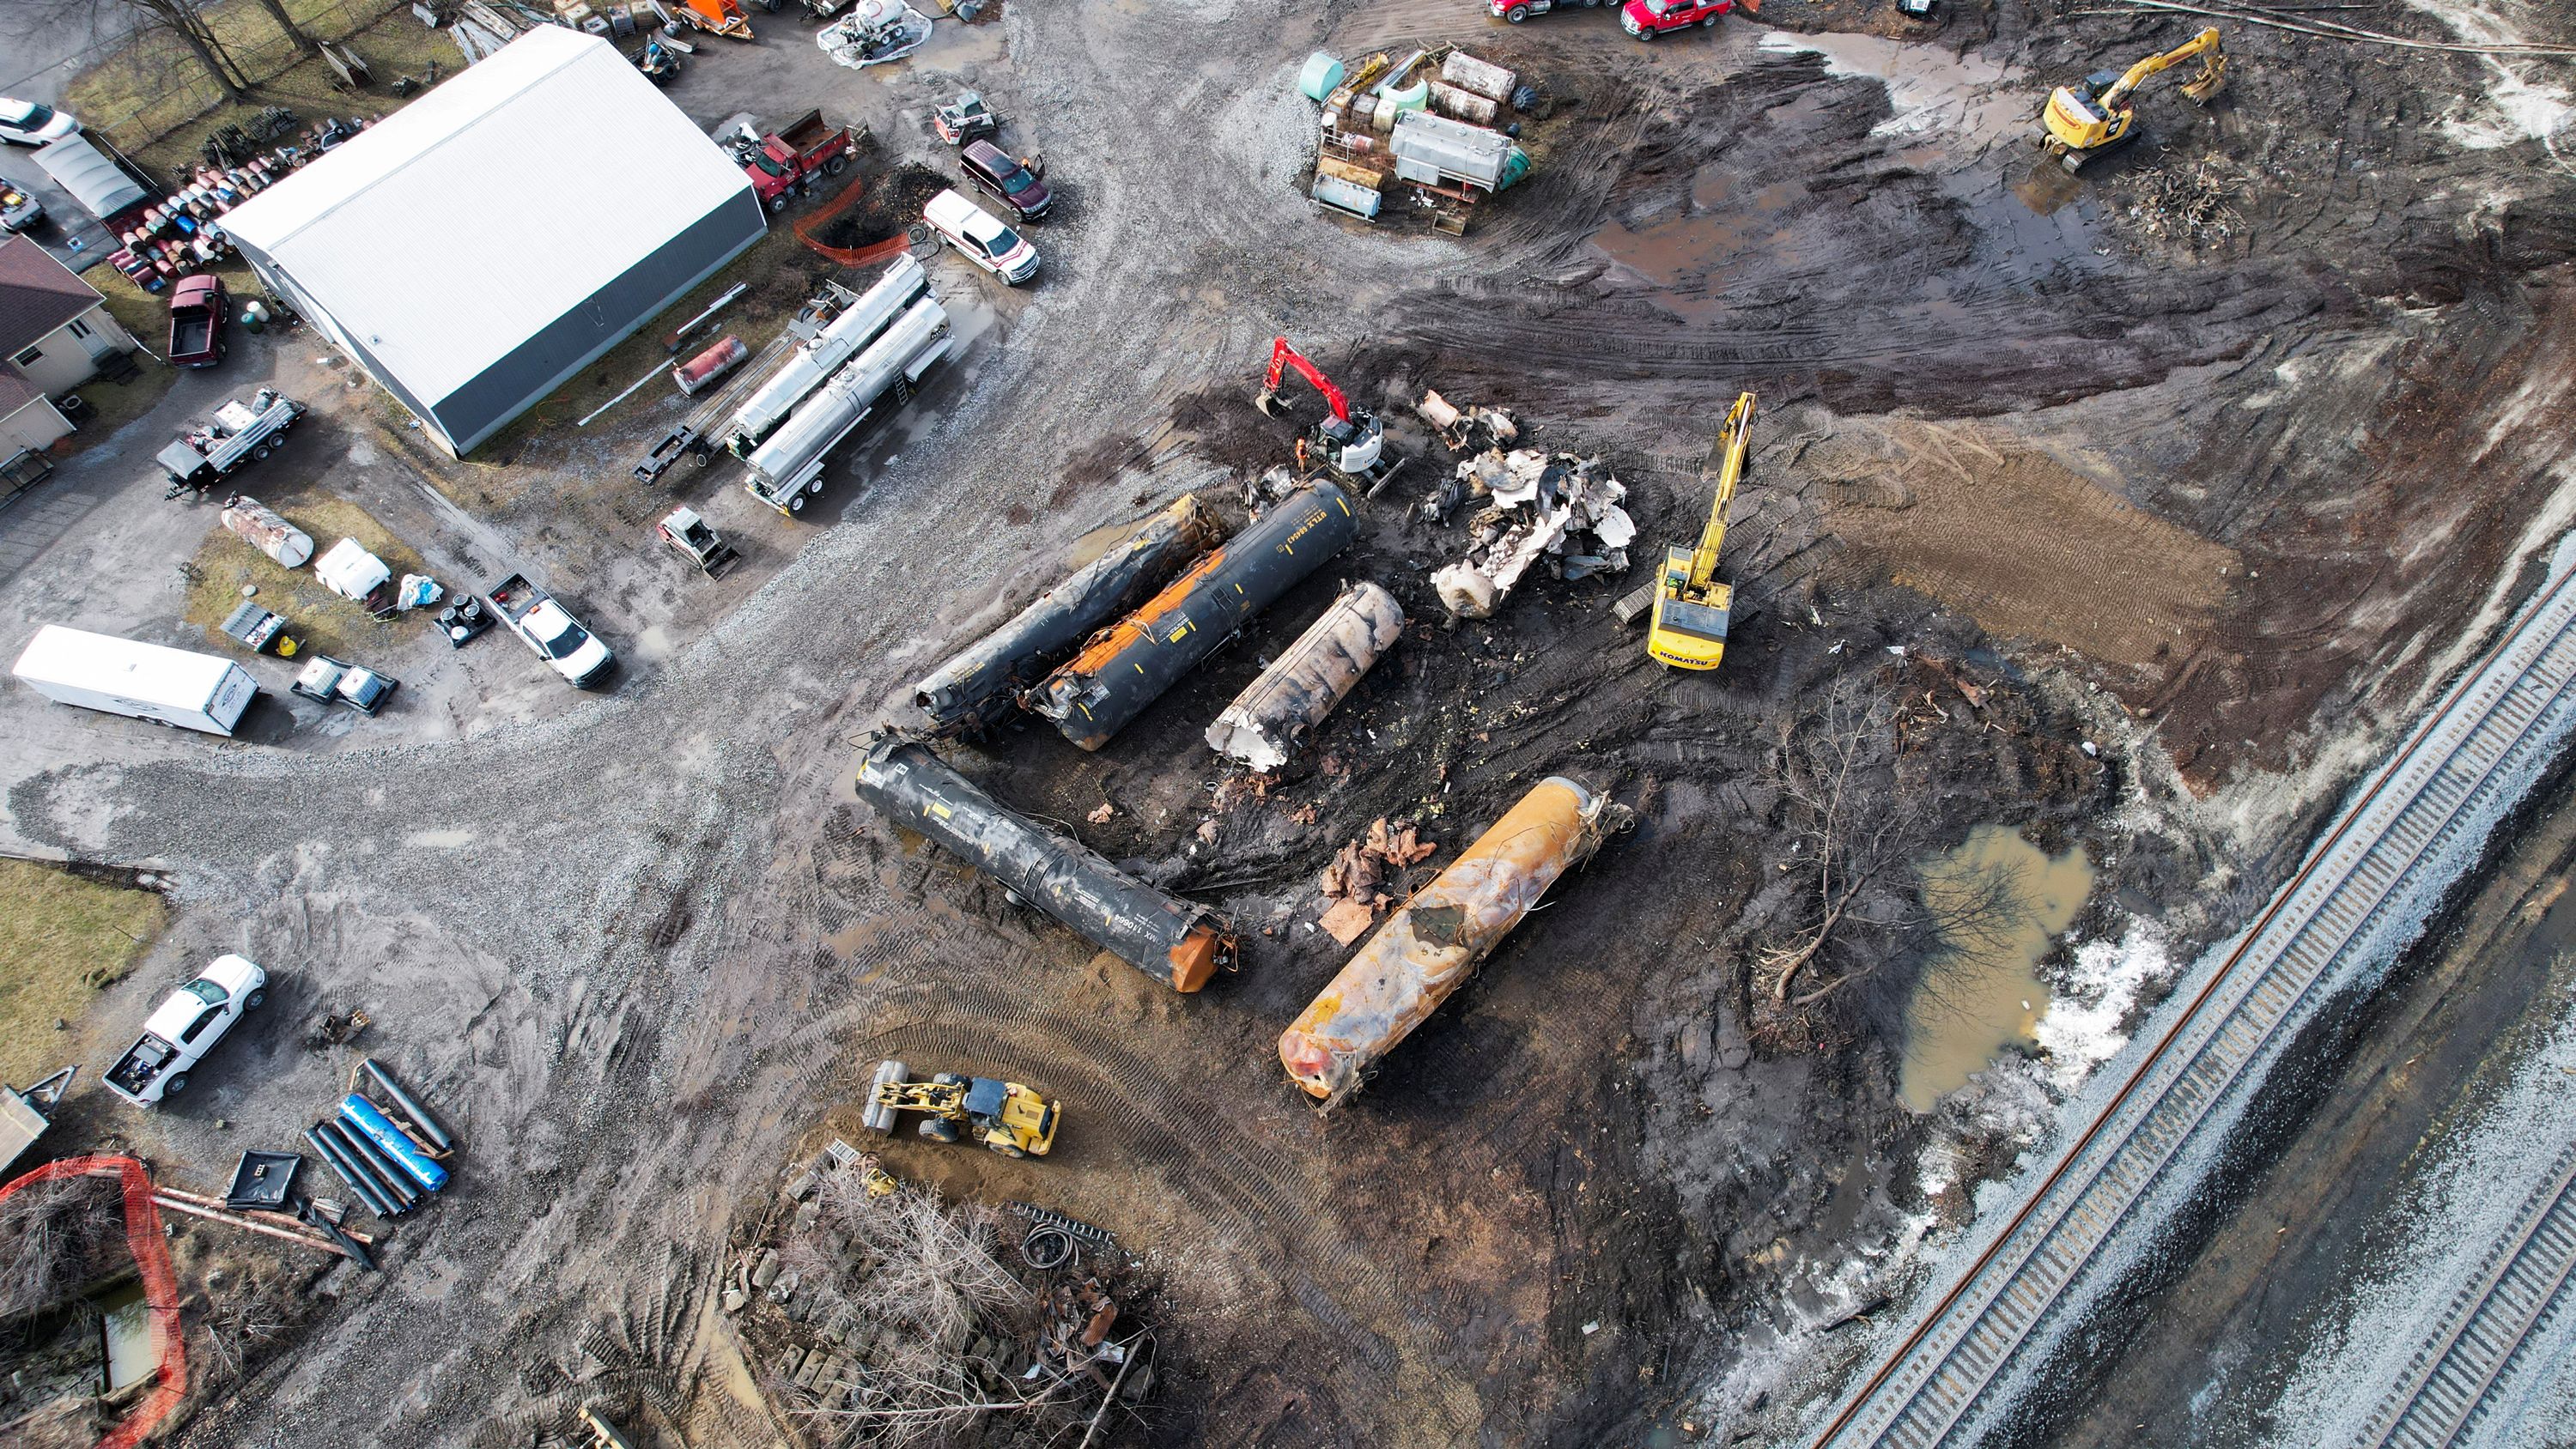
[[2123, 155, 2244, 250], [1428, 449, 1637, 619], [1317, 815, 1440, 944], [1303, 46, 1535, 231], [732, 1144, 1153, 1445]]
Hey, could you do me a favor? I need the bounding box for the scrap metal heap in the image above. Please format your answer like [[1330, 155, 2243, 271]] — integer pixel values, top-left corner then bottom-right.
[[1279, 777, 1632, 1104], [912, 495, 1227, 738], [1428, 448, 1637, 619], [851, 732, 1235, 991]]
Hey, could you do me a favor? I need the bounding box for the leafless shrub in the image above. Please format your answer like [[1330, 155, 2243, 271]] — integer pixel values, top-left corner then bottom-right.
[[0, 1178, 125, 1323], [786, 1178, 1064, 1448], [2123, 155, 2244, 252], [1750, 670, 2036, 1049], [198, 1297, 285, 1385]]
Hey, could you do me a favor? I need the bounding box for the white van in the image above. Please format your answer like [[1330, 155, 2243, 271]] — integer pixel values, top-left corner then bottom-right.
[[12, 625, 259, 736], [923, 188, 1039, 285]]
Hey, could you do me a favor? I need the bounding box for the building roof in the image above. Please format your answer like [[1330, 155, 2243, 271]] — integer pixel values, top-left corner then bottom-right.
[[0, 366, 40, 414], [219, 27, 756, 407], [0, 239, 104, 351]]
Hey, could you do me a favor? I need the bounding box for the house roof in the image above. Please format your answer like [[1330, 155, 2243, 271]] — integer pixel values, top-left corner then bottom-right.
[[0, 364, 44, 415], [0, 239, 103, 352], [219, 27, 757, 408]]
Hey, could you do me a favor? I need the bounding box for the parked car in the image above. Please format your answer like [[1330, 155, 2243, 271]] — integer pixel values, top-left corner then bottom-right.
[[0, 98, 78, 148], [290, 654, 398, 714], [168, 274, 228, 368], [0, 183, 41, 234], [924, 189, 1039, 285], [488, 573, 615, 687], [104, 955, 267, 1106], [957, 140, 1050, 221], [1620, 0, 1730, 37], [1492, 0, 1609, 19]]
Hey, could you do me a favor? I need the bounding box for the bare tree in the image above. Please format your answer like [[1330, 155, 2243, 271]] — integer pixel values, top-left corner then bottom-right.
[[244, 0, 320, 58], [777, 1176, 1071, 1448], [88, 0, 253, 102], [0, 1176, 125, 1322], [1758, 673, 1923, 1009]]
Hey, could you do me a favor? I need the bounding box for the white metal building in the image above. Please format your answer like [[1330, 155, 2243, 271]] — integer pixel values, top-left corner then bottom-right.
[[221, 27, 764, 456]]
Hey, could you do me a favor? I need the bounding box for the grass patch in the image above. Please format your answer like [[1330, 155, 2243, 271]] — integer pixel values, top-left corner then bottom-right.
[[65, 0, 451, 163], [0, 861, 167, 1088], [182, 493, 429, 662]]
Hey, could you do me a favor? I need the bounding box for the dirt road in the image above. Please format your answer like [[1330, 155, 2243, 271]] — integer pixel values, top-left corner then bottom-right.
[[3, 0, 2573, 1445]]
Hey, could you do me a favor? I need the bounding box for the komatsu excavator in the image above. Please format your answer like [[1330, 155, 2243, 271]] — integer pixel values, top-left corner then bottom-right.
[[2039, 27, 2226, 173], [863, 1059, 1060, 1158], [1254, 336, 1394, 483], [1646, 391, 1754, 671]]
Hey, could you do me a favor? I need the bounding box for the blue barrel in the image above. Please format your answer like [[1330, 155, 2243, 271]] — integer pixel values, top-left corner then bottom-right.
[[341, 1094, 448, 1191], [1298, 51, 1346, 102]]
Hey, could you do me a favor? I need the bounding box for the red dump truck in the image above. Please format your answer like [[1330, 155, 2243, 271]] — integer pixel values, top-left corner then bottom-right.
[[167, 274, 227, 368], [733, 110, 859, 211]]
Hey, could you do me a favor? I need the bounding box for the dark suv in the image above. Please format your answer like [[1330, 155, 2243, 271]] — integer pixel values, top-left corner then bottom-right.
[[957, 140, 1051, 221]]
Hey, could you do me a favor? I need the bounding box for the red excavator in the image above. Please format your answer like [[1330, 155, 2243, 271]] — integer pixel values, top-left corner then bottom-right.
[[1253, 336, 1395, 484]]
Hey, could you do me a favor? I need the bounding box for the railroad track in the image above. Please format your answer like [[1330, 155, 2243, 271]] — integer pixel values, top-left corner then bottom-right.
[[1813, 555, 2576, 1449], [2351, 1139, 2576, 1447]]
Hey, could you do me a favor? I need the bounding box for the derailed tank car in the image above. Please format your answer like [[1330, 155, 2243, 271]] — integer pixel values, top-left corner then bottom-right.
[[913, 495, 1226, 737], [1279, 775, 1631, 1102], [1031, 482, 1358, 750], [852, 732, 1235, 991]]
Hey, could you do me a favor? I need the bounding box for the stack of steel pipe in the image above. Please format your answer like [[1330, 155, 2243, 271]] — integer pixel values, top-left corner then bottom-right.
[[852, 732, 1236, 991], [301, 1060, 459, 1217], [1030, 482, 1359, 751], [912, 495, 1226, 738]]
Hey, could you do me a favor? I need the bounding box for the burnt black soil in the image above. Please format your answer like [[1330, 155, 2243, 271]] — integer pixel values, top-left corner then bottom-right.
[[811, 162, 952, 252]]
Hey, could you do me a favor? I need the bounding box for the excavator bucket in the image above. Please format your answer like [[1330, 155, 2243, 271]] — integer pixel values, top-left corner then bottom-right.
[[1253, 385, 1284, 418], [2180, 56, 2227, 105]]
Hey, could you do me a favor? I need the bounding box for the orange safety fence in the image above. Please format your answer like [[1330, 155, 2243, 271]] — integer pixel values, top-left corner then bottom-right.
[[0, 1155, 187, 1449], [791, 169, 918, 270]]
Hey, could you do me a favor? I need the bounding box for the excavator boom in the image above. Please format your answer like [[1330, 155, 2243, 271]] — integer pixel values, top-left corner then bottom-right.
[[1255, 336, 1354, 423], [2103, 27, 2223, 109], [1685, 392, 1757, 592], [1645, 391, 1756, 672]]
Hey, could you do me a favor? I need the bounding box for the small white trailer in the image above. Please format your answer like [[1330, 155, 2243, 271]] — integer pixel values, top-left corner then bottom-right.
[[11, 625, 261, 736]]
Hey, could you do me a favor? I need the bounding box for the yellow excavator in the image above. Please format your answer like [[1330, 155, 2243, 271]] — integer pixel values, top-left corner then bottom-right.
[[2040, 27, 2227, 173], [863, 1059, 1060, 1159], [1646, 391, 1756, 671]]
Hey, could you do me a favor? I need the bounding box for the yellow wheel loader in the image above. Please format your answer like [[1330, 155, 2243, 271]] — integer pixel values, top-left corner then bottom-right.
[[2040, 27, 2227, 173], [863, 1059, 1060, 1159]]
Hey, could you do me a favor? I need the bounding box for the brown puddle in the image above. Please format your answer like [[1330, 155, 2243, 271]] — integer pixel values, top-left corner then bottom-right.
[[1899, 824, 2093, 1113]]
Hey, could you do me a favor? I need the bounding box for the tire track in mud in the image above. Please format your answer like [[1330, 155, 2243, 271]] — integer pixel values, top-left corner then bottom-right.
[[801, 837, 1492, 1437]]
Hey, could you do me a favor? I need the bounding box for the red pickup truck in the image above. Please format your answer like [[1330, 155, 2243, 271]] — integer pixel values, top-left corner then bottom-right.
[[168, 274, 227, 368], [736, 110, 858, 211], [1621, 0, 1732, 37]]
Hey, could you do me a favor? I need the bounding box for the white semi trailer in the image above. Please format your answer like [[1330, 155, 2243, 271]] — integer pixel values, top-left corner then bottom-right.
[[11, 625, 260, 736], [720, 252, 929, 456], [744, 295, 951, 513]]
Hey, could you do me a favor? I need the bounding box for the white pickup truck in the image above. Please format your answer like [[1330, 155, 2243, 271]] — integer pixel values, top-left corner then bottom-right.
[[104, 955, 266, 1106], [488, 573, 615, 688]]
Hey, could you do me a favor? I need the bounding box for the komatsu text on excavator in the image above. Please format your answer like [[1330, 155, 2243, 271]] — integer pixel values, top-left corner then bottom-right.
[[2040, 27, 2226, 173], [1254, 336, 1399, 485], [1646, 391, 1755, 671]]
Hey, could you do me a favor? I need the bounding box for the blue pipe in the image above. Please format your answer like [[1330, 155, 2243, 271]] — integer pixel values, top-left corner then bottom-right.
[[341, 1094, 448, 1191]]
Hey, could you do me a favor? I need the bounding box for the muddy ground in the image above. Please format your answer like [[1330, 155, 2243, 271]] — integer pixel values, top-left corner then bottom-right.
[[0, 0, 2572, 1446]]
